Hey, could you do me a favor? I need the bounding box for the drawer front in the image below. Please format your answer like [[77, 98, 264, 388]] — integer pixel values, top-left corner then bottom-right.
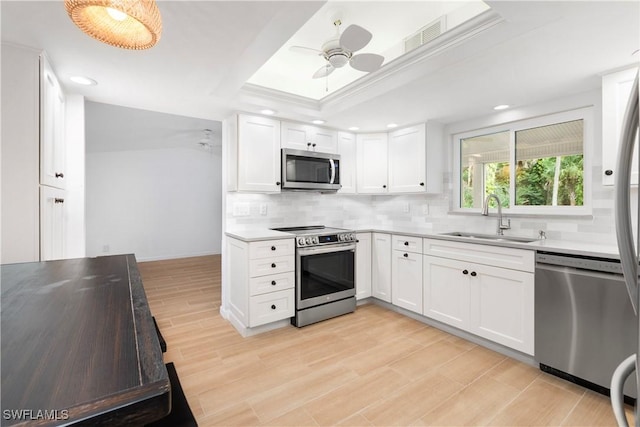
[[393, 234, 423, 254], [423, 238, 534, 272], [249, 289, 294, 327], [249, 239, 295, 259], [249, 271, 295, 296], [249, 255, 294, 277]]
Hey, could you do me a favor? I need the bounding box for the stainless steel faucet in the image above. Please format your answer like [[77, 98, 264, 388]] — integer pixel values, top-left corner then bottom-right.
[[481, 194, 511, 235]]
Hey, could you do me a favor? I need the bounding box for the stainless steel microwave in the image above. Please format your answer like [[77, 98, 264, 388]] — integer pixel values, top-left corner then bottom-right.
[[281, 148, 341, 192]]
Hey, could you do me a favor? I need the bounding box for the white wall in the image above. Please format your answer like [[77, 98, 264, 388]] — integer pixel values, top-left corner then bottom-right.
[[65, 94, 86, 259], [85, 102, 222, 261]]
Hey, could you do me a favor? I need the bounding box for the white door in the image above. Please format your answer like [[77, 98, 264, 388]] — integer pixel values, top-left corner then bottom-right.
[[238, 114, 281, 192], [40, 186, 66, 261], [337, 132, 356, 193], [357, 133, 388, 193], [371, 233, 391, 302], [469, 263, 535, 355], [355, 232, 372, 299], [423, 255, 470, 329], [392, 250, 423, 314], [40, 55, 66, 190], [388, 125, 426, 193]]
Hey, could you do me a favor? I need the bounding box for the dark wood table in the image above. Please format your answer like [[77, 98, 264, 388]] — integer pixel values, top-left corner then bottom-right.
[[1, 254, 170, 426]]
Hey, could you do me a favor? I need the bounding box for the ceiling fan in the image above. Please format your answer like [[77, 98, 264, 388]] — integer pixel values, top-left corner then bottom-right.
[[290, 19, 385, 79]]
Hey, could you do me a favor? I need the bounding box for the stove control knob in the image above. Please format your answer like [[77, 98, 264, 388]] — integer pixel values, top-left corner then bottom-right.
[[305, 237, 312, 245], [297, 237, 305, 246], [338, 234, 344, 241], [312, 236, 319, 245]]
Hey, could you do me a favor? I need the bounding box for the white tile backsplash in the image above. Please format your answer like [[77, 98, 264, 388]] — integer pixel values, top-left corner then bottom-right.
[[226, 185, 620, 246]]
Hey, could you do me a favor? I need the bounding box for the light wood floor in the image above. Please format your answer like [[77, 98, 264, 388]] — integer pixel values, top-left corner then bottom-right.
[[139, 255, 634, 427]]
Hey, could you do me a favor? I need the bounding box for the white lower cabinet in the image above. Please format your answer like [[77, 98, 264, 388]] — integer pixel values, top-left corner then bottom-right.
[[40, 186, 66, 261], [423, 255, 470, 328], [228, 237, 295, 329], [422, 238, 535, 355], [371, 232, 392, 302], [468, 263, 534, 354], [391, 234, 423, 314], [355, 232, 372, 299]]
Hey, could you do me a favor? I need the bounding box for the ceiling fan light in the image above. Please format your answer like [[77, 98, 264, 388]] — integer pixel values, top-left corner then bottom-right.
[[64, 0, 162, 50], [328, 53, 350, 68]]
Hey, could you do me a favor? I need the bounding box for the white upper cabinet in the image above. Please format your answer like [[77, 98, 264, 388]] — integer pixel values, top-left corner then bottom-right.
[[40, 54, 66, 190], [388, 122, 443, 193], [357, 133, 389, 194], [602, 67, 639, 186], [281, 121, 337, 153], [337, 131, 356, 193], [237, 114, 281, 192]]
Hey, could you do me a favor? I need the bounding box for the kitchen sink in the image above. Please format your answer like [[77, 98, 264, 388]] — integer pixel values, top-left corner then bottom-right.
[[439, 231, 538, 243]]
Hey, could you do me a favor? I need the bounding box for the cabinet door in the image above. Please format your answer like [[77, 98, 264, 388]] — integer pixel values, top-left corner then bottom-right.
[[357, 133, 388, 193], [313, 127, 337, 153], [238, 114, 281, 192], [371, 232, 391, 302], [602, 67, 639, 186], [392, 251, 422, 314], [40, 55, 66, 189], [423, 255, 470, 329], [40, 186, 66, 261], [355, 232, 372, 300], [469, 263, 534, 355], [388, 125, 426, 193], [281, 121, 311, 151], [337, 132, 356, 193]]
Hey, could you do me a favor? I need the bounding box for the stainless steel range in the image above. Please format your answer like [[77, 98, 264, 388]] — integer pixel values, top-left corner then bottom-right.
[[271, 225, 356, 327]]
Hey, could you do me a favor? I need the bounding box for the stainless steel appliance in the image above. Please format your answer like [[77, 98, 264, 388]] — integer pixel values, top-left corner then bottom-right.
[[535, 251, 637, 401], [612, 71, 639, 426], [271, 226, 356, 327], [281, 149, 341, 192]]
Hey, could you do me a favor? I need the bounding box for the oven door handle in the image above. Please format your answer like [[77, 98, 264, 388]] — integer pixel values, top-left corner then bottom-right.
[[298, 243, 355, 256]]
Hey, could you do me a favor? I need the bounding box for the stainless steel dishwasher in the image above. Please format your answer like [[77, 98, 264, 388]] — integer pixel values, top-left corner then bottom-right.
[[535, 251, 637, 401]]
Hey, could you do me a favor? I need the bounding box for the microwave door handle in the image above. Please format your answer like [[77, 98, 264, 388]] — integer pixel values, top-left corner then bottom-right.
[[329, 159, 336, 184]]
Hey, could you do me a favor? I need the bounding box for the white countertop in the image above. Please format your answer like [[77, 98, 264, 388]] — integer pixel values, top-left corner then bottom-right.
[[225, 227, 621, 259]]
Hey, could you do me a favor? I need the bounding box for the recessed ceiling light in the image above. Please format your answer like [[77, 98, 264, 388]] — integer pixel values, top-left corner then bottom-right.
[[387, 123, 398, 129], [70, 76, 97, 86], [493, 104, 510, 110], [260, 109, 276, 115], [348, 126, 359, 131], [312, 119, 325, 125]]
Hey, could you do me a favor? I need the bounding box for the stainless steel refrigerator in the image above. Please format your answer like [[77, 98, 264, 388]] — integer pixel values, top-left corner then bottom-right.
[[613, 71, 639, 427]]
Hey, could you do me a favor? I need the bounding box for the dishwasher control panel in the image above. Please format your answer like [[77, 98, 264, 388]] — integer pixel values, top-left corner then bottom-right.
[[536, 251, 623, 274]]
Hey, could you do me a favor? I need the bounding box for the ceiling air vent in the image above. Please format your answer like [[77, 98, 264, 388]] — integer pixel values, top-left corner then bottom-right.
[[404, 17, 446, 53]]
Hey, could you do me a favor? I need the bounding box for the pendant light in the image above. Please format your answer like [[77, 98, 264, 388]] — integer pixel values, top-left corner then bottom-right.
[[64, 0, 162, 50]]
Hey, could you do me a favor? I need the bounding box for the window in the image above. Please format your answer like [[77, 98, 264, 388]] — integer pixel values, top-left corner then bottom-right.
[[455, 109, 591, 214]]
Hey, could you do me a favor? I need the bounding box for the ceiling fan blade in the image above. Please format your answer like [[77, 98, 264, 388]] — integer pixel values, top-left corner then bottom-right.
[[340, 24, 372, 52], [312, 64, 335, 79], [350, 53, 384, 72], [290, 45, 324, 56]]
